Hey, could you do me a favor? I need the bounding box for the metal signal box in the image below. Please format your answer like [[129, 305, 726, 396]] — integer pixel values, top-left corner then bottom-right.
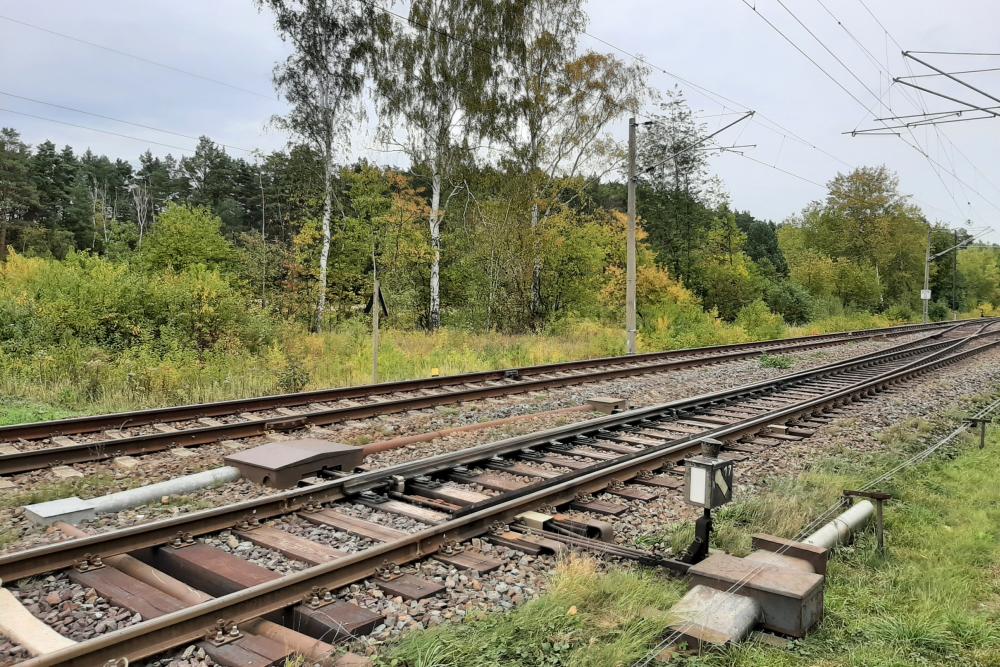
[[684, 454, 734, 509]]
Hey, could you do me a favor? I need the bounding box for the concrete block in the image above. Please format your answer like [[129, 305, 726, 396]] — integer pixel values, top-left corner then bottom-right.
[[113, 456, 141, 470], [24, 496, 97, 526], [0, 478, 17, 492], [51, 436, 78, 447], [0, 445, 19, 455], [51, 465, 83, 479], [666, 584, 761, 648], [170, 447, 196, 458], [688, 553, 824, 637], [586, 396, 629, 414]]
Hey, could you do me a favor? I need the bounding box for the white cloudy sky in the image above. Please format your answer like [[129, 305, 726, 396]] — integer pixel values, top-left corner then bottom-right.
[[2, 0, 999, 240]]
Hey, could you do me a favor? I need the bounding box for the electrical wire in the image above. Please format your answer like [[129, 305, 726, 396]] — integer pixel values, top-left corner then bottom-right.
[[0, 90, 255, 155], [0, 106, 196, 152]]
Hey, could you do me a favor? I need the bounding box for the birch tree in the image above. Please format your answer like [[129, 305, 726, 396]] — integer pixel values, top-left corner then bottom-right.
[[258, 0, 391, 330], [502, 16, 648, 320], [501, 0, 586, 318], [378, 0, 515, 329]]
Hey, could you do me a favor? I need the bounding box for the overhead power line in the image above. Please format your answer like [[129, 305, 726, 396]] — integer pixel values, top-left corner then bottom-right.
[[0, 106, 195, 152], [582, 27, 855, 169], [0, 14, 277, 101], [741, 0, 1000, 219], [0, 90, 255, 154]]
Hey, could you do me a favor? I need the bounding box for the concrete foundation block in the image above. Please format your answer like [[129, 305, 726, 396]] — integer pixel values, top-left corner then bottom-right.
[[24, 496, 97, 526], [586, 396, 629, 414], [688, 553, 824, 637], [0, 478, 17, 492], [666, 584, 761, 649], [50, 465, 83, 479]]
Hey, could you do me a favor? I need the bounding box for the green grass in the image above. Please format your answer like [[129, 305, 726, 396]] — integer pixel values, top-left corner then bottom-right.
[[758, 354, 794, 370], [0, 398, 75, 426], [379, 409, 1000, 667], [378, 557, 687, 667], [0, 312, 906, 425]]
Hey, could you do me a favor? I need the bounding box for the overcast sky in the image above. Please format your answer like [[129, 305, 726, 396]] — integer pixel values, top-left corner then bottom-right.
[[2, 0, 999, 241]]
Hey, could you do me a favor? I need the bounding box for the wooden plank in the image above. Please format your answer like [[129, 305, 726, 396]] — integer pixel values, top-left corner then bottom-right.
[[557, 447, 617, 460], [236, 525, 346, 565], [498, 462, 561, 478], [412, 484, 490, 506], [205, 637, 287, 667], [724, 442, 766, 454], [606, 485, 659, 502], [292, 601, 383, 641], [454, 471, 528, 492], [585, 439, 643, 453], [433, 549, 502, 573], [300, 508, 407, 542], [632, 476, 683, 490], [570, 499, 629, 516], [153, 543, 279, 597], [675, 418, 729, 428], [536, 454, 592, 469], [361, 499, 449, 524], [70, 566, 187, 619], [376, 573, 445, 600]]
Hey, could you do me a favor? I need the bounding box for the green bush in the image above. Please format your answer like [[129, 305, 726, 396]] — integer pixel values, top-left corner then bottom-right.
[[735, 299, 786, 340], [764, 280, 814, 324], [138, 204, 236, 273]]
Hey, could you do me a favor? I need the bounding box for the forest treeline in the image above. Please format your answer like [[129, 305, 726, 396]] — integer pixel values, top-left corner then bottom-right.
[[1, 0, 999, 411]]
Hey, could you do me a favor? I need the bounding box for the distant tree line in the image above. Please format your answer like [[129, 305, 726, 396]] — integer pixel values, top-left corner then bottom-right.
[[2, 0, 998, 340]]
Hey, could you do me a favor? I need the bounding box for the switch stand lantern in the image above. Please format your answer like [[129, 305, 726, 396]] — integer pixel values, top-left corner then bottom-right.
[[681, 438, 734, 564]]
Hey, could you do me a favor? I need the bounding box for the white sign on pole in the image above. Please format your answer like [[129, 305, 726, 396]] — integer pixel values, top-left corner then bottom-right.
[[920, 289, 932, 300]]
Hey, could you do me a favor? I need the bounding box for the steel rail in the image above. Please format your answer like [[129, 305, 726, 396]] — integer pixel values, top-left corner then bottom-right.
[[18, 331, 1000, 667], [0, 322, 978, 476], [0, 319, 973, 443], [0, 328, 968, 581]]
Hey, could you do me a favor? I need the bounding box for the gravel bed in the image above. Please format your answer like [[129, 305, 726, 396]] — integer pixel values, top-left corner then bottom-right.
[[333, 503, 431, 533], [202, 532, 307, 575], [614, 346, 1000, 550], [341, 541, 557, 656], [0, 641, 28, 667], [9, 572, 143, 641], [269, 514, 377, 552], [139, 644, 215, 667]]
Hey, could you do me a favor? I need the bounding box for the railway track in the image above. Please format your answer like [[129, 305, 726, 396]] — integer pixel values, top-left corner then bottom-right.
[[3, 320, 998, 666], [0, 319, 977, 477]]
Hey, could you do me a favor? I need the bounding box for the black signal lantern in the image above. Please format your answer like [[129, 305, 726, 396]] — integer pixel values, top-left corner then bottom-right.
[[681, 437, 735, 564]]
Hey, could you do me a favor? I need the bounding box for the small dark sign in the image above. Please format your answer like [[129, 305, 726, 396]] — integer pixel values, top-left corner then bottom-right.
[[364, 284, 389, 317]]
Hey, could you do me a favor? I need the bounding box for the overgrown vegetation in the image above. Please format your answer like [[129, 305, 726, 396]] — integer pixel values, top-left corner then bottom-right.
[[2, 0, 998, 417], [379, 556, 687, 667], [381, 413, 1000, 666]]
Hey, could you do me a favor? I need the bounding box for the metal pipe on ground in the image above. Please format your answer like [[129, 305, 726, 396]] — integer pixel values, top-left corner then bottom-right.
[[91, 466, 242, 513], [802, 500, 875, 549]]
